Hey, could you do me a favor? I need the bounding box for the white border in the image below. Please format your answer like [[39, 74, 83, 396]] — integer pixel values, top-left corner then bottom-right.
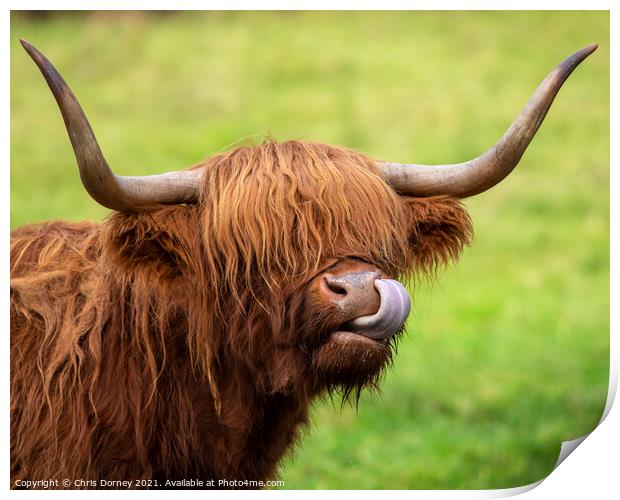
[[3, 2, 616, 498], [0, 1, 616, 10]]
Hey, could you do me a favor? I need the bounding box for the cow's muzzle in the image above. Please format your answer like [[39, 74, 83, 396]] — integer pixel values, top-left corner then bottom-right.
[[323, 272, 411, 341]]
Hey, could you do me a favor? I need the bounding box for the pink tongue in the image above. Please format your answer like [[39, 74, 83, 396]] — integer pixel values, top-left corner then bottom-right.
[[348, 279, 411, 340]]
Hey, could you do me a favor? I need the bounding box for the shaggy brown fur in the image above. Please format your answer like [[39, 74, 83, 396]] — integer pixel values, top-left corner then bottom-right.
[[11, 140, 472, 488]]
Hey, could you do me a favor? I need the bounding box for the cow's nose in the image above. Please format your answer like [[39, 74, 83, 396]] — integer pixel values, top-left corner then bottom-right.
[[321, 271, 382, 320]]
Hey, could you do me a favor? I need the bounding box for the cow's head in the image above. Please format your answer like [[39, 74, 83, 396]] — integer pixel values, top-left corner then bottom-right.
[[20, 40, 595, 400]]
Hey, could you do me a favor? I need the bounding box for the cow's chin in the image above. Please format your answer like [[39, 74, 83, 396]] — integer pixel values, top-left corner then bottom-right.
[[312, 331, 393, 391]]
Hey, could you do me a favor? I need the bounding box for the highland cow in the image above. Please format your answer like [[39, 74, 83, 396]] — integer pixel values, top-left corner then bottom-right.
[[11, 40, 596, 488]]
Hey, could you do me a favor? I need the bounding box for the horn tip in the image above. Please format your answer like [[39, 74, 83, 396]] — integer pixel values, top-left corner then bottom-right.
[[583, 42, 599, 55], [19, 38, 33, 51], [19, 38, 42, 62], [575, 43, 598, 62], [557, 43, 599, 75]]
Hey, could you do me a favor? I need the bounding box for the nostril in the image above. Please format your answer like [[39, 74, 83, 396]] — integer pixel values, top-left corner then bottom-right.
[[323, 275, 348, 297], [326, 281, 347, 296], [320, 271, 382, 320]]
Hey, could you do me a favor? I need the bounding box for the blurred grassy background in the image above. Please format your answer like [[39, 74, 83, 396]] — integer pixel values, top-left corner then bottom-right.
[[10, 11, 609, 489]]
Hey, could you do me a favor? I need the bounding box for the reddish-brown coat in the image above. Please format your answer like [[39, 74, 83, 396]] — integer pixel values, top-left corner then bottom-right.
[[11, 141, 472, 488]]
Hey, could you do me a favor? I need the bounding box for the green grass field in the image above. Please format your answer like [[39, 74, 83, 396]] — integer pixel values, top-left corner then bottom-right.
[[10, 11, 609, 489]]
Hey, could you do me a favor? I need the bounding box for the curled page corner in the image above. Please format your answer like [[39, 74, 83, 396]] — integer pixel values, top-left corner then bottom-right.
[[537, 351, 619, 480], [553, 435, 589, 469], [550, 364, 618, 471], [485, 368, 616, 498], [482, 435, 592, 498]]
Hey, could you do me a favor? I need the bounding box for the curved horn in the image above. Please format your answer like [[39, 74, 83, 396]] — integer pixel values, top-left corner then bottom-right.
[[379, 44, 598, 198], [20, 39, 202, 211]]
